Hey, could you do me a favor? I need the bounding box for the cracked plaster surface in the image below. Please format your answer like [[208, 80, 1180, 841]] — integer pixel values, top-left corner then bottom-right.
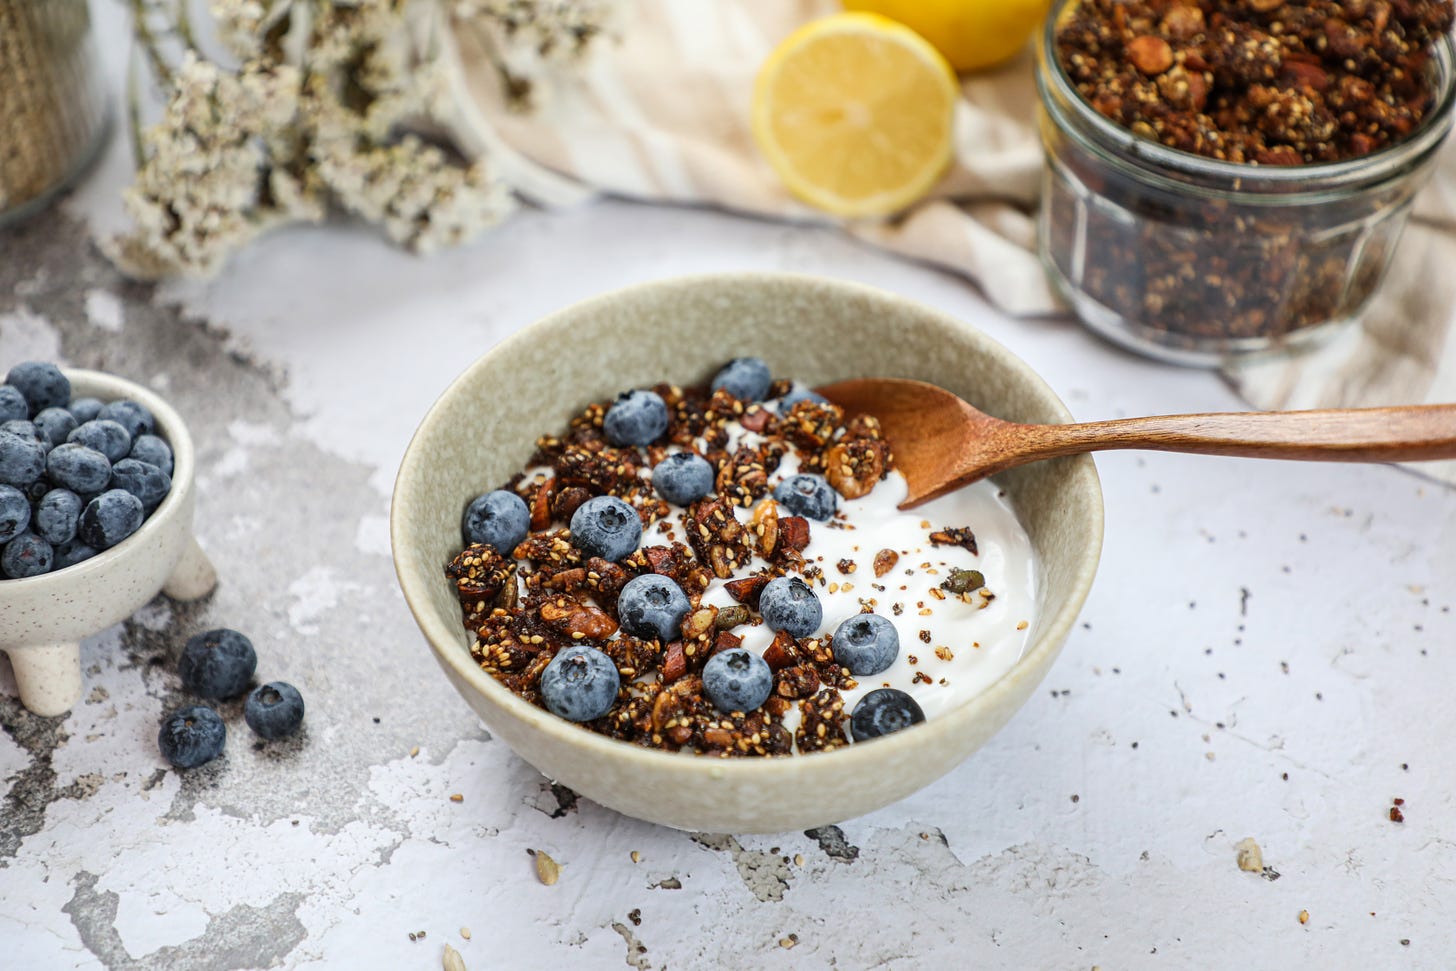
[[2, 144, 1456, 968]]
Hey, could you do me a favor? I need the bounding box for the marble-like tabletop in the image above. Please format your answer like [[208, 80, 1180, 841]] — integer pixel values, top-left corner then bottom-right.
[[3, 66, 1456, 971]]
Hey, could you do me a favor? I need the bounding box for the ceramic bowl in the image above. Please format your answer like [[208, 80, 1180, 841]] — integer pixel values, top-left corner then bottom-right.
[[392, 273, 1104, 833], [0, 369, 216, 716]]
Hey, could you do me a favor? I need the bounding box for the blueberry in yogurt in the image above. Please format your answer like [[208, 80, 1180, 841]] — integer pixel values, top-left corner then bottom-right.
[[158, 706, 226, 769], [651, 452, 714, 506], [569, 495, 641, 561], [773, 473, 837, 521], [617, 573, 691, 642], [603, 389, 669, 447], [702, 648, 774, 714], [849, 688, 925, 742], [831, 613, 899, 677], [759, 576, 823, 638], [711, 357, 772, 402], [539, 645, 620, 722], [462, 489, 530, 552]]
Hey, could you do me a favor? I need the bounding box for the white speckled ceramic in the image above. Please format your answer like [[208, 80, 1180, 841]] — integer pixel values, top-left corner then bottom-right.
[[0, 370, 216, 716], [392, 273, 1104, 833]]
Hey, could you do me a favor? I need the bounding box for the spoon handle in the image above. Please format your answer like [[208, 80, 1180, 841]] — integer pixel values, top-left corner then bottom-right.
[[1022, 404, 1456, 464]]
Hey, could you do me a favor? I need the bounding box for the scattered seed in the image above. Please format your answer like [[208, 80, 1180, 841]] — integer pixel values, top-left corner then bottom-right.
[[410, 746, 420, 758], [794, 854, 804, 866], [779, 934, 799, 949], [1299, 909, 1310, 925], [443, 943, 467, 971], [460, 927, 472, 940], [449, 793, 464, 803], [631, 850, 642, 863], [531, 848, 561, 885]]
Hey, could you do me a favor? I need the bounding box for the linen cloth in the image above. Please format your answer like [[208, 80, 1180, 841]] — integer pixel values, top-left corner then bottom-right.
[[452, 0, 1456, 484]]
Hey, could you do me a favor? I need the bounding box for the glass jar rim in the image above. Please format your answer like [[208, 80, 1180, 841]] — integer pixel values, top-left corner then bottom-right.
[[1038, 0, 1456, 192]]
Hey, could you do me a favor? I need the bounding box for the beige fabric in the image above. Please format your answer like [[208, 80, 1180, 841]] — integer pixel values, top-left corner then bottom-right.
[[453, 0, 1456, 483]]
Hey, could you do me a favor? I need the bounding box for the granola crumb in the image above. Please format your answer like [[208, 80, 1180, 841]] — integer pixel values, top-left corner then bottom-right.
[[460, 927, 472, 940], [1234, 837, 1264, 873], [778, 934, 799, 949], [530, 848, 561, 885]]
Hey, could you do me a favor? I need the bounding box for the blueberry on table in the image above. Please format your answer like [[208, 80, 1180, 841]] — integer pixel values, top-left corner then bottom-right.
[[35, 489, 82, 545], [157, 706, 226, 768], [0, 386, 27, 423], [32, 407, 77, 447], [651, 452, 715, 506], [0, 485, 30, 543], [569, 495, 642, 561], [52, 539, 97, 570], [462, 489, 530, 552], [603, 390, 669, 446], [702, 648, 774, 714], [617, 573, 691, 642], [110, 458, 171, 509], [850, 688, 925, 741], [98, 399, 156, 439], [5, 362, 70, 415], [759, 576, 823, 638], [538, 645, 621, 722], [46, 443, 111, 494], [2, 532, 53, 578], [711, 357, 772, 403], [68, 419, 132, 462], [773, 473, 838, 521], [78, 490, 144, 549], [179, 628, 258, 699], [129, 434, 174, 476], [0, 431, 46, 487], [67, 397, 103, 424], [244, 682, 306, 740], [831, 613, 900, 676]]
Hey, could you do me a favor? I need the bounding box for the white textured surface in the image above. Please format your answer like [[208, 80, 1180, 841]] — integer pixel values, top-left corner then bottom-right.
[[1, 70, 1455, 971]]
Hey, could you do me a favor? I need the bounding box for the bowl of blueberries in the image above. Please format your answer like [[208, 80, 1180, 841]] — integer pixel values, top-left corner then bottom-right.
[[0, 362, 216, 716], [393, 274, 1103, 833]]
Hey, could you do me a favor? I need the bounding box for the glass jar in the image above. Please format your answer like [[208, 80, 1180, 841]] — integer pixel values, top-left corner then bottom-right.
[[0, 0, 110, 227], [1035, 1, 1456, 366]]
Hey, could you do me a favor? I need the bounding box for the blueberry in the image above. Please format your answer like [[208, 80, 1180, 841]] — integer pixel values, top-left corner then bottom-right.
[[35, 489, 81, 545], [2, 420, 41, 443], [53, 539, 98, 570], [69, 420, 132, 462], [831, 613, 900, 676], [617, 573, 691, 642], [110, 458, 171, 509], [652, 452, 715, 506], [779, 385, 830, 409], [849, 688, 925, 742], [758, 576, 823, 638], [0, 386, 27, 423], [569, 495, 642, 561], [462, 489, 530, 552], [97, 399, 155, 439], [711, 357, 772, 402], [603, 390, 669, 447], [157, 705, 226, 768], [78, 489, 144, 549], [2, 533, 54, 578], [538, 644, 620, 722], [32, 407, 78, 447], [68, 397, 103, 424], [5, 362, 69, 416], [46, 443, 111, 494], [179, 628, 258, 699], [702, 648, 774, 713], [0, 431, 46, 487], [244, 682, 306, 740], [0, 485, 29, 543], [773, 473, 837, 521], [129, 434, 174, 476]]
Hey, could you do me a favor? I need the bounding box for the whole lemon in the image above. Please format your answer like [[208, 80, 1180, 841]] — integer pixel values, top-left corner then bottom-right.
[[841, 0, 1052, 73]]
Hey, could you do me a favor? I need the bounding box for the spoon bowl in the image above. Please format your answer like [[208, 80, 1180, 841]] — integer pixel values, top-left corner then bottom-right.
[[820, 378, 1456, 508]]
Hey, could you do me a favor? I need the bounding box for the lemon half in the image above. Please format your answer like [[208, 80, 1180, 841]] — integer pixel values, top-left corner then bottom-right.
[[752, 13, 958, 219]]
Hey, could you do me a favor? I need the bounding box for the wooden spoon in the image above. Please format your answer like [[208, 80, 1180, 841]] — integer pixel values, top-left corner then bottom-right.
[[817, 378, 1456, 509]]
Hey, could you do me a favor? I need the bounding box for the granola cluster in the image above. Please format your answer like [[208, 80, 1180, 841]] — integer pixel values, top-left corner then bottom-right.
[[445, 379, 903, 757], [1056, 0, 1455, 165]]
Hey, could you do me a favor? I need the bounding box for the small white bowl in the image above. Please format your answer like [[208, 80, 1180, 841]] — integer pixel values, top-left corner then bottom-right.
[[0, 369, 216, 716], [393, 273, 1104, 833]]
